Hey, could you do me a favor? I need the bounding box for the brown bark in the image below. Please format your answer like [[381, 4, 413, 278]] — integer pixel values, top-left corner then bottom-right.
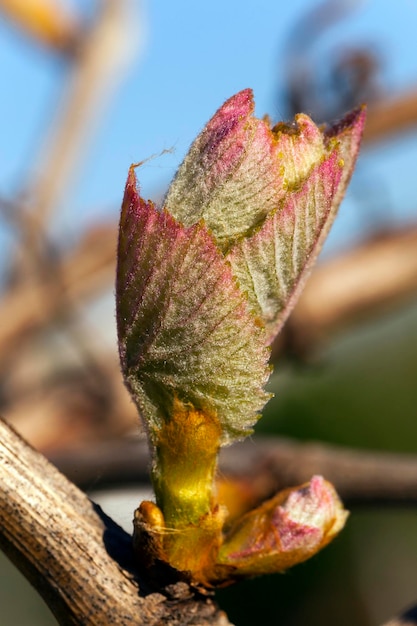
[[0, 416, 231, 626]]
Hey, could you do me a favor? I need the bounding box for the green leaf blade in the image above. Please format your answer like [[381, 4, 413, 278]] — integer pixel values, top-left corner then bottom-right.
[[117, 168, 271, 445], [164, 89, 282, 251], [227, 107, 366, 344]]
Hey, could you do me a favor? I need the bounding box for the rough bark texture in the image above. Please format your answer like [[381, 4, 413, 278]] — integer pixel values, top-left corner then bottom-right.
[[0, 417, 232, 626]]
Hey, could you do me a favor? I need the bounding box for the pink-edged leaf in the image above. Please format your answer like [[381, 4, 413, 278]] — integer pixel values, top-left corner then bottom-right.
[[228, 107, 366, 344], [324, 106, 367, 210], [227, 151, 341, 342], [164, 89, 282, 251], [116, 168, 271, 445], [272, 112, 326, 190]]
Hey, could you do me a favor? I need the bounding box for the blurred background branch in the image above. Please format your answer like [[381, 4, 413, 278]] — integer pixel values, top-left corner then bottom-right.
[[0, 0, 80, 53]]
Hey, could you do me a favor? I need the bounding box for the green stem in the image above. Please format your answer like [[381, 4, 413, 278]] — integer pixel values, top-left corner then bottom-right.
[[150, 398, 225, 580]]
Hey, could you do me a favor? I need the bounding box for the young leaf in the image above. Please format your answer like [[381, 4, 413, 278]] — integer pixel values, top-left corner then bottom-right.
[[164, 89, 282, 251], [164, 89, 365, 344], [117, 167, 270, 446], [227, 151, 342, 343], [227, 107, 365, 344]]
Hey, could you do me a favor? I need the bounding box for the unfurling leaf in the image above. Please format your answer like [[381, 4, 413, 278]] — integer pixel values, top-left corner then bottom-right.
[[165, 89, 365, 344], [117, 167, 270, 447], [116, 89, 365, 586], [227, 150, 343, 342], [164, 89, 281, 250]]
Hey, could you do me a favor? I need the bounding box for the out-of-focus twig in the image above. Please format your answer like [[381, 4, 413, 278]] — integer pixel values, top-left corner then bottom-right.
[[24, 0, 140, 230], [0, 0, 80, 53], [48, 434, 417, 507], [7, 357, 136, 452], [220, 437, 417, 505], [0, 222, 116, 357], [274, 226, 417, 360], [364, 90, 417, 144], [283, 0, 377, 121], [0, 220, 126, 448]]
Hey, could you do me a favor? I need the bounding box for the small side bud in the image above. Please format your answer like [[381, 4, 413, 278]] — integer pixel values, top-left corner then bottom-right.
[[216, 476, 347, 581]]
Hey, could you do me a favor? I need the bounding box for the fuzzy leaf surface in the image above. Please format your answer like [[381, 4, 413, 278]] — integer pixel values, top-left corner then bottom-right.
[[164, 89, 282, 251], [227, 107, 366, 343], [164, 90, 365, 344], [117, 168, 270, 445]]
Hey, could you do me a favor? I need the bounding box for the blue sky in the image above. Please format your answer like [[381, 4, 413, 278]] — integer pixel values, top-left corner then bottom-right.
[[0, 0, 417, 251]]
